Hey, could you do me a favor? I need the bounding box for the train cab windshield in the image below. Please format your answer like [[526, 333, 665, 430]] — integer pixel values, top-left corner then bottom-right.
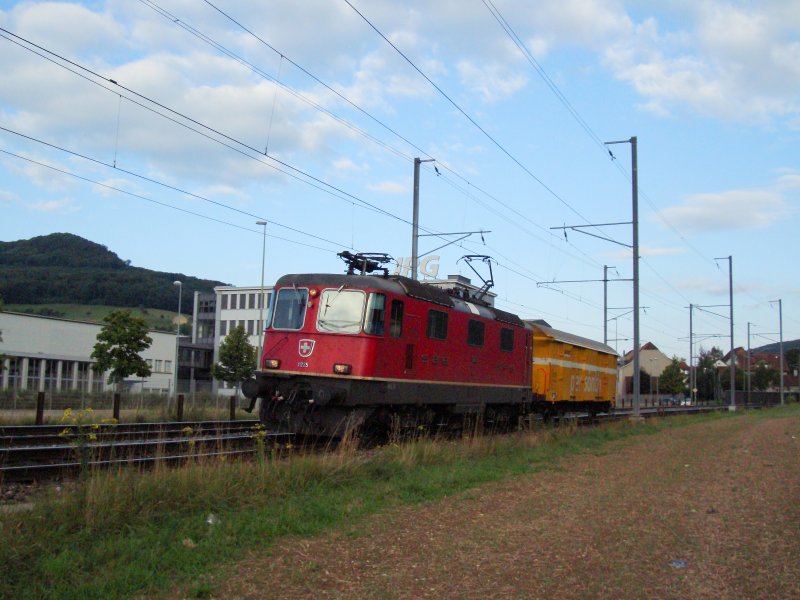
[[271, 285, 388, 335], [272, 288, 308, 330], [317, 289, 364, 333]]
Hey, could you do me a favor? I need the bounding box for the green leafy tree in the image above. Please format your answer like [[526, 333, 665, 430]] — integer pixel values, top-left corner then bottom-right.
[[752, 360, 779, 391], [659, 357, 687, 395], [0, 295, 5, 369], [91, 310, 152, 392], [696, 346, 724, 400], [785, 348, 800, 375], [211, 326, 256, 397]]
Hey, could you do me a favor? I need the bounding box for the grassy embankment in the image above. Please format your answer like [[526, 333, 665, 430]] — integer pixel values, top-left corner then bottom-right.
[[6, 303, 185, 331], [1, 405, 797, 599], [0, 397, 250, 426]]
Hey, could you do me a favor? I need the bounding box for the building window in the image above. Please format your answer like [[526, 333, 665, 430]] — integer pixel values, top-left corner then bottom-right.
[[238, 319, 245, 329], [165, 360, 172, 373], [390, 300, 404, 338], [240, 293, 246, 309], [427, 309, 448, 340], [467, 320, 485, 346], [221, 294, 228, 310], [220, 321, 227, 336], [247, 320, 254, 335], [155, 360, 163, 372], [500, 328, 514, 352], [230, 294, 237, 309], [249, 293, 256, 309]]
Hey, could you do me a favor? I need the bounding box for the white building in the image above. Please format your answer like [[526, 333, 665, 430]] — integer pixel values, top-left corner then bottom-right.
[[212, 285, 273, 393], [0, 311, 177, 395]]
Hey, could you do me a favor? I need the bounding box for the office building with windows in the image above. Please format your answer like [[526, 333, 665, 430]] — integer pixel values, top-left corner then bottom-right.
[[212, 285, 274, 394], [0, 311, 177, 395]]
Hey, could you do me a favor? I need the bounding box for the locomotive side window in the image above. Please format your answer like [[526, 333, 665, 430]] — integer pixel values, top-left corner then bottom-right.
[[427, 309, 448, 340], [467, 319, 485, 346], [364, 293, 386, 335], [272, 288, 309, 330], [500, 327, 514, 352], [317, 289, 365, 334], [390, 299, 404, 338]]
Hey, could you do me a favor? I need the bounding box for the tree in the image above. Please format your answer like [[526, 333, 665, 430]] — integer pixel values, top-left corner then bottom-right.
[[91, 310, 152, 392], [659, 357, 687, 395], [752, 360, 779, 391], [0, 295, 5, 369], [211, 326, 256, 397], [786, 348, 800, 375], [694, 346, 724, 400]]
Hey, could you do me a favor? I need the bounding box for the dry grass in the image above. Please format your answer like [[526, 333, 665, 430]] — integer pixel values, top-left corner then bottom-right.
[[206, 410, 800, 599]]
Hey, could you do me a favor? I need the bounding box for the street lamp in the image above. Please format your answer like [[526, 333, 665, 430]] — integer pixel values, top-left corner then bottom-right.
[[256, 221, 267, 367], [173, 280, 182, 398]]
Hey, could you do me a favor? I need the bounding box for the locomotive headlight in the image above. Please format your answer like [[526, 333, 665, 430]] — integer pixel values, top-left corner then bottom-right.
[[333, 363, 352, 375], [264, 358, 281, 369]]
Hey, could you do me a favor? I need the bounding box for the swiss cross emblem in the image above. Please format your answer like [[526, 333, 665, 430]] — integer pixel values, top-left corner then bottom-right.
[[298, 339, 315, 358]]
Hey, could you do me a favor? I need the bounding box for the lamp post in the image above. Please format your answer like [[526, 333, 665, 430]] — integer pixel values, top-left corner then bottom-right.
[[256, 221, 267, 367], [173, 280, 182, 398]]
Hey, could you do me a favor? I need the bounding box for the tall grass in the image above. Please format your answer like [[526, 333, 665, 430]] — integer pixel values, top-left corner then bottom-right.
[[0, 407, 784, 599]]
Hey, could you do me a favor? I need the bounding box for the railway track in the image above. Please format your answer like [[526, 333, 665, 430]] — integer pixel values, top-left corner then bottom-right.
[[0, 403, 765, 483], [0, 420, 293, 481]]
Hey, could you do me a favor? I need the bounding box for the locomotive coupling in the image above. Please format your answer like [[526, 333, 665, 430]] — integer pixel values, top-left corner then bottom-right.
[[241, 377, 268, 399]]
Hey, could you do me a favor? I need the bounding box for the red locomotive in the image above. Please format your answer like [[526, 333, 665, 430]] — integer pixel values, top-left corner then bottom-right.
[[242, 252, 615, 436]]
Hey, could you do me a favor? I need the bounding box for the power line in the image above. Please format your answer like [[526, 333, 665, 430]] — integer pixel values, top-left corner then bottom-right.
[[0, 27, 451, 238], [481, 0, 606, 150], [0, 126, 348, 249], [0, 148, 336, 254], [144, 0, 605, 271], [342, 0, 595, 224]]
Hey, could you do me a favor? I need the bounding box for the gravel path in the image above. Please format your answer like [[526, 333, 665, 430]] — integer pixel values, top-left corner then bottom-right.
[[207, 413, 800, 599]]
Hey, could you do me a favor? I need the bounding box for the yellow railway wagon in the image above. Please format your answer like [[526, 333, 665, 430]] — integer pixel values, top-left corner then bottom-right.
[[526, 321, 618, 414]]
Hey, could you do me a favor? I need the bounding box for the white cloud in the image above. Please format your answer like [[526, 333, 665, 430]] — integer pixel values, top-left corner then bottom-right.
[[368, 181, 406, 194], [28, 197, 79, 213], [639, 245, 686, 257], [660, 187, 790, 232], [601, 2, 800, 123], [332, 157, 366, 172], [457, 61, 528, 103], [675, 277, 758, 297]]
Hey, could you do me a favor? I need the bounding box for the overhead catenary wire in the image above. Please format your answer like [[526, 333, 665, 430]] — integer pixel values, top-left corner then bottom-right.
[[140, 0, 605, 270], [0, 27, 465, 251], [0, 13, 772, 355], [0, 148, 336, 254], [342, 0, 597, 225], [479, 0, 733, 311], [0, 126, 348, 249], [0, 21, 611, 289]]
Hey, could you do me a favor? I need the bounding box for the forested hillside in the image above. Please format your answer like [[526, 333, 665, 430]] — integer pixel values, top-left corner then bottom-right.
[[0, 233, 226, 311]]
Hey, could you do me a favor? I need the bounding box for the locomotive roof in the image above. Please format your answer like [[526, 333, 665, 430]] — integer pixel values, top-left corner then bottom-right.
[[526, 320, 618, 357], [274, 273, 524, 327]]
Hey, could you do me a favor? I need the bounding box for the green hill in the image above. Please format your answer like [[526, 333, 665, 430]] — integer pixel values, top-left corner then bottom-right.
[[0, 233, 226, 313]]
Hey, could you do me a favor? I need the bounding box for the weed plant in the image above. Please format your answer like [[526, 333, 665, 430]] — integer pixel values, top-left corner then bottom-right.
[[0, 407, 791, 599]]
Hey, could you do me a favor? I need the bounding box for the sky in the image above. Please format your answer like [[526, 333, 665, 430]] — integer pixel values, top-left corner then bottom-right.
[[1, 0, 798, 363]]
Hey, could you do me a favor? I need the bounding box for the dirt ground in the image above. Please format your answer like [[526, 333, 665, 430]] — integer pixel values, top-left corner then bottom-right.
[[201, 413, 800, 599]]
